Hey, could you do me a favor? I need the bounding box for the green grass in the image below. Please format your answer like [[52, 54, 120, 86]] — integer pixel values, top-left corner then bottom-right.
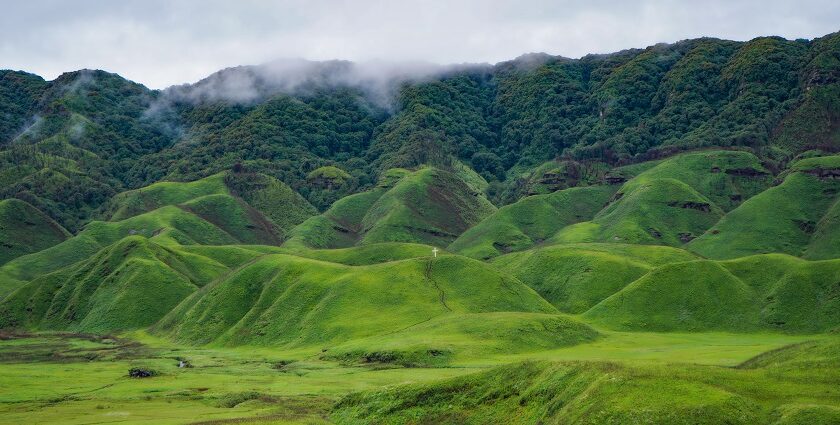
[[324, 312, 599, 366], [552, 177, 724, 246], [0, 236, 229, 333], [0, 205, 238, 297], [284, 189, 387, 249], [449, 185, 617, 259], [0, 329, 832, 424], [491, 243, 697, 313], [154, 254, 555, 347], [688, 155, 840, 259], [333, 338, 840, 424], [0, 199, 69, 267], [180, 194, 283, 245], [104, 171, 316, 242], [286, 167, 496, 249], [360, 167, 496, 246], [0, 186, 310, 298], [281, 242, 438, 265], [104, 173, 230, 221], [583, 254, 840, 333], [623, 150, 771, 211]]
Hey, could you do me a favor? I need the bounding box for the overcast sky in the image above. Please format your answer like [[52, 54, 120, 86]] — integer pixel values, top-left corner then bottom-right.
[[2, 0, 838, 89]]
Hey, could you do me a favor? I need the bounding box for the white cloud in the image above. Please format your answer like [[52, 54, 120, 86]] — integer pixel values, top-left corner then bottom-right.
[[1, 0, 837, 88]]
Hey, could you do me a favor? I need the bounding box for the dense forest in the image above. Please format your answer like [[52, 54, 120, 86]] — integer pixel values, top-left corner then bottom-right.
[[1, 32, 838, 230]]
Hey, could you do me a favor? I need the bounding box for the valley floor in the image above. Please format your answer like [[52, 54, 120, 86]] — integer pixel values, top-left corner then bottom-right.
[[0, 330, 835, 424]]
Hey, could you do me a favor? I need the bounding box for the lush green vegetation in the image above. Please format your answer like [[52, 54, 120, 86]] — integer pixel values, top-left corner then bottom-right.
[[1, 32, 840, 424], [688, 155, 840, 259], [0, 199, 69, 265], [334, 339, 840, 424], [286, 167, 495, 249]]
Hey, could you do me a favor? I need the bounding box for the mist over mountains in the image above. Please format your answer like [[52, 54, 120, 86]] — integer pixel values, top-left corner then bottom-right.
[[1, 31, 839, 231]]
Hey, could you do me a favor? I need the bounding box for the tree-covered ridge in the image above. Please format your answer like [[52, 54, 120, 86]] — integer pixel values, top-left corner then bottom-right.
[[0, 32, 839, 231]]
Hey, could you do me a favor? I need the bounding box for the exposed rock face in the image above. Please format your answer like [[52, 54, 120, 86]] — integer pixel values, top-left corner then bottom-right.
[[725, 168, 769, 177], [667, 201, 712, 212], [803, 168, 840, 180]]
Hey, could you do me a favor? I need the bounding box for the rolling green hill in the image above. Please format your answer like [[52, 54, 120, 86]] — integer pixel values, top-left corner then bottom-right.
[[0, 236, 228, 333], [688, 155, 840, 259], [452, 150, 773, 258], [550, 150, 776, 247], [0, 199, 69, 266], [449, 185, 616, 259], [102, 170, 316, 238], [551, 177, 724, 246], [583, 254, 840, 333], [491, 243, 697, 313], [286, 167, 496, 249], [154, 254, 555, 347], [325, 312, 598, 366]]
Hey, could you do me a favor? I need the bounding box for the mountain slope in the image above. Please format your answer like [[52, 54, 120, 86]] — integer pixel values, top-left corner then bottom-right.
[[154, 254, 555, 347], [583, 254, 840, 333], [492, 243, 698, 313], [286, 167, 496, 248], [449, 185, 616, 259], [688, 155, 840, 259], [0, 199, 69, 266], [0, 236, 228, 332]]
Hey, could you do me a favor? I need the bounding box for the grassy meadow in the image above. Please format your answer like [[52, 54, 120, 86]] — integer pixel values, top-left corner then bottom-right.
[[1, 330, 833, 424], [1, 152, 839, 423]]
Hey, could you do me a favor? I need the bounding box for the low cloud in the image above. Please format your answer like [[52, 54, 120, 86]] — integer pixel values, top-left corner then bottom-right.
[[161, 58, 485, 110], [3, 1, 836, 89]]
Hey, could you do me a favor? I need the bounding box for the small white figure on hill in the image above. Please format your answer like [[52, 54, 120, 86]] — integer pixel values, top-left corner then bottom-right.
[[432, 247, 438, 258]]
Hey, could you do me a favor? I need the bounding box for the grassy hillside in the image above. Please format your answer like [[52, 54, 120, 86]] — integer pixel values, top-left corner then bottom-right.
[[103, 170, 316, 239], [584, 254, 840, 333], [492, 243, 697, 313], [0, 236, 228, 333], [333, 339, 840, 424], [286, 167, 496, 249], [552, 177, 724, 246], [325, 312, 598, 367], [536, 150, 774, 248], [449, 185, 616, 259], [623, 150, 771, 211], [0, 172, 314, 298], [688, 155, 840, 259], [154, 254, 555, 347], [284, 242, 438, 265], [0, 206, 235, 294], [0, 199, 69, 266]]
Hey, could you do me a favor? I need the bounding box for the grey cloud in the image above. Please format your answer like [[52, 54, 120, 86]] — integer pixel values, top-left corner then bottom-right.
[[1, 0, 838, 89]]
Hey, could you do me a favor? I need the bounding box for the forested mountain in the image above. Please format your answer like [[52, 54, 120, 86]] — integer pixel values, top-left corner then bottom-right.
[[1, 32, 838, 232]]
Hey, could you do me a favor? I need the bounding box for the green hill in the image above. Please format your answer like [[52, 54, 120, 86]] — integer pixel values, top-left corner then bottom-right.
[[154, 254, 555, 347], [551, 177, 724, 246], [621, 150, 771, 211], [0, 236, 228, 332], [449, 185, 616, 259], [583, 254, 840, 333], [0, 199, 69, 266], [491, 243, 697, 313], [549, 150, 779, 247], [325, 312, 598, 366], [333, 339, 840, 424], [286, 167, 496, 249], [688, 155, 840, 259], [0, 172, 315, 298], [103, 170, 316, 239]]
